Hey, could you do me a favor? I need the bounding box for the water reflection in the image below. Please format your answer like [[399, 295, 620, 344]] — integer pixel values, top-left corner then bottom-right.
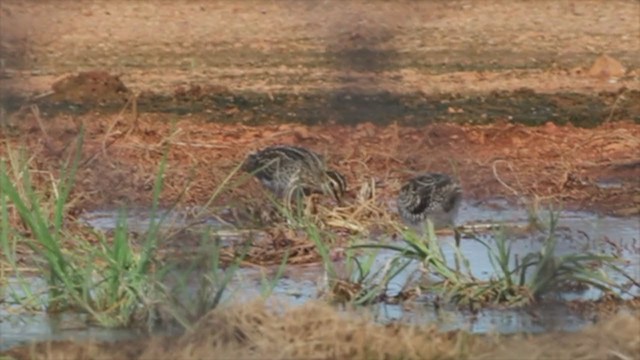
[[2, 200, 637, 350]]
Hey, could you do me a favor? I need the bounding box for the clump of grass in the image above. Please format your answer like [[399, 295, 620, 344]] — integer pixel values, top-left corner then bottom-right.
[[0, 134, 249, 329], [351, 221, 482, 303], [87, 209, 162, 327], [0, 133, 169, 326], [354, 210, 635, 308], [2, 135, 90, 313], [277, 202, 414, 305], [472, 209, 633, 304]]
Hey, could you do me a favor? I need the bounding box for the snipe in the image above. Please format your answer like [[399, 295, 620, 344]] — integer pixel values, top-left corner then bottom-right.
[[397, 173, 462, 231], [242, 145, 347, 204]]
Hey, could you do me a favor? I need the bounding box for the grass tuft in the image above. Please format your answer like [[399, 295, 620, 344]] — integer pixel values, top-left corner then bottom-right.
[[353, 210, 635, 308], [0, 136, 246, 329]]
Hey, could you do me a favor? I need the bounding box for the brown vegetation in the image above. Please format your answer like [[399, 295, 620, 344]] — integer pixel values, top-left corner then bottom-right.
[[3, 301, 639, 360], [3, 108, 639, 215], [2, 105, 639, 266]]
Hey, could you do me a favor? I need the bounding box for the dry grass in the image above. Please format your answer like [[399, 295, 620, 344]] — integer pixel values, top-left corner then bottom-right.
[[4, 300, 639, 360], [2, 108, 639, 267], [3, 110, 639, 214]]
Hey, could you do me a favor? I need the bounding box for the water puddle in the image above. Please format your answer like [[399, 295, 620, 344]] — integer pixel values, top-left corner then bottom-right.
[[2, 200, 638, 350], [74, 200, 640, 305], [81, 207, 232, 234], [0, 277, 172, 351]]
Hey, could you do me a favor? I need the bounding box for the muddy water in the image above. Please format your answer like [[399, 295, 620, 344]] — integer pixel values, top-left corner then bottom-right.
[[1, 201, 638, 350]]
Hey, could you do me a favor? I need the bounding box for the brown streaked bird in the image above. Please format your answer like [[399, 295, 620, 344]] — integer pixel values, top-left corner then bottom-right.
[[242, 145, 347, 204], [397, 173, 462, 231]]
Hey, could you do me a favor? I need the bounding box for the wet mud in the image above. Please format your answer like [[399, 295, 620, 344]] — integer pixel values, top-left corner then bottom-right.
[[4, 84, 639, 127]]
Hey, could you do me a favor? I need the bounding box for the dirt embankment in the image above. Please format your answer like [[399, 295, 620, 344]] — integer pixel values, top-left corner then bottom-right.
[[0, 1, 639, 216], [4, 109, 639, 217]]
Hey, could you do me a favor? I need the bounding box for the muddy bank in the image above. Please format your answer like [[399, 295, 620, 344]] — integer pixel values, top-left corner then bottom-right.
[[2, 108, 639, 217]]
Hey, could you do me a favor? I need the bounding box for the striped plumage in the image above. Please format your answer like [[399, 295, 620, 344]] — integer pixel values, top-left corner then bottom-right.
[[397, 173, 462, 230], [242, 145, 347, 203]]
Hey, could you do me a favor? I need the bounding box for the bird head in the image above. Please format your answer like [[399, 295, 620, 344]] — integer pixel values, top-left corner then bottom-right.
[[324, 170, 348, 204], [241, 151, 260, 173]]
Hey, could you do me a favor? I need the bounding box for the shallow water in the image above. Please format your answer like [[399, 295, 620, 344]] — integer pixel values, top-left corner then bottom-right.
[[2, 200, 638, 350]]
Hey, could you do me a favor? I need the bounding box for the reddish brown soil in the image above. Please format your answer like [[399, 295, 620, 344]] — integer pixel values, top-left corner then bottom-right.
[[0, 0, 639, 218], [4, 110, 639, 216], [1, 0, 639, 95]]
